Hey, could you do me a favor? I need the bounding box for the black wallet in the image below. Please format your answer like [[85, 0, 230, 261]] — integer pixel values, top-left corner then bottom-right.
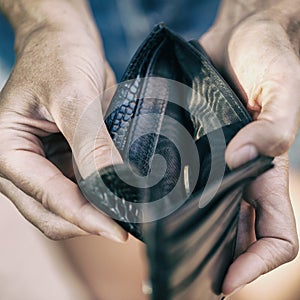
[[79, 24, 273, 300]]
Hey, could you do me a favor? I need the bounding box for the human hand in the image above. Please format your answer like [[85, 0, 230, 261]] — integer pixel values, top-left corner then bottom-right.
[[200, 0, 299, 295], [0, 0, 127, 242], [223, 155, 297, 296]]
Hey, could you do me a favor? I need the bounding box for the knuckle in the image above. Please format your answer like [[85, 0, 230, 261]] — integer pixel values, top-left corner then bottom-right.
[[41, 224, 63, 241], [273, 129, 294, 154], [72, 201, 90, 225], [278, 236, 299, 264], [287, 238, 299, 261], [79, 141, 112, 165], [0, 177, 6, 193], [39, 220, 68, 241], [38, 211, 84, 241], [76, 139, 116, 178], [0, 152, 10, 170], [44, 231, 63, 241]]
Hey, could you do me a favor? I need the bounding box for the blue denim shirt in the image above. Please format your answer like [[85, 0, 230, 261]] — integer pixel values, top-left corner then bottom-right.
[[89, 0, 220, 78], [0, 0, 220, 79]]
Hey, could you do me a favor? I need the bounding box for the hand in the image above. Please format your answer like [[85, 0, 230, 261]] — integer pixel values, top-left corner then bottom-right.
[[0, 0, 127, 242], [200, 0, 299, 295], [224, 155, 297, 296]]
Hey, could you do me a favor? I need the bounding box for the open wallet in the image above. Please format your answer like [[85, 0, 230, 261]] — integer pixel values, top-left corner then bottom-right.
[[79, 23, 273, 300]]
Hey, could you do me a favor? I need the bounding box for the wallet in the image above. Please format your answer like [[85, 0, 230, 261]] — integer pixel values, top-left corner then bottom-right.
[[79, 23, 273, 300]]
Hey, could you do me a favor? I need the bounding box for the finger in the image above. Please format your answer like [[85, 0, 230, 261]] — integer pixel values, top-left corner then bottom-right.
[[224, 21, 300, 168], [42, 133, 74, 178], [225, 96, 299, 168], [49, 66, 122, 179], [222, 155, 299, 295], [0, 150, 128, 243], [0, 177, 87, 240], [223, 238, 297, 296], [234, 201, 256, 257], [101, 61, 117, 115]]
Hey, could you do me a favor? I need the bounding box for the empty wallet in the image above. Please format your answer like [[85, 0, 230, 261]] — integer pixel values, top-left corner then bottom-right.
[[79, 23, 273, 300]]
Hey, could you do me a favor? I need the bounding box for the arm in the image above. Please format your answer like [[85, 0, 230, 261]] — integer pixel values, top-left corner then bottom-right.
[[201, 0, 300, 296], [0, 0, 127, 242]]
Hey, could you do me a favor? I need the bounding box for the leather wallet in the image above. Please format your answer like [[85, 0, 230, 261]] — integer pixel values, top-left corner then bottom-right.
[[79, 23, 273, 300]]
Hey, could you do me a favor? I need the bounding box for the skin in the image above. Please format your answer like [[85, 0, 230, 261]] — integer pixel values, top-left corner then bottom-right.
[[201, 0, 300, 295], [0, 0, 299, 297], [0, 0, 126, 242]]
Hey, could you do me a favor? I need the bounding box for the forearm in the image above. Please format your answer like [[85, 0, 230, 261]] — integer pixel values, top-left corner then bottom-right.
[[0, 0, 103, 54]]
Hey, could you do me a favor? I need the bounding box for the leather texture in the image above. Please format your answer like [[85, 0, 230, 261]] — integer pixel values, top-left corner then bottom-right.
[[79, 24, 273, 300]]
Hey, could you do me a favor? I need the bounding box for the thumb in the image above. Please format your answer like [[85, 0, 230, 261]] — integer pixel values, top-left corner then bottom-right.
[[71, 97, 122, 179], [52, 73, 121, 179], [225, 92, 299, 169], [225, 21, 300, 168]]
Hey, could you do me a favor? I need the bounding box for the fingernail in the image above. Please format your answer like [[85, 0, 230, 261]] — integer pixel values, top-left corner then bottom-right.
[[100, 231, 126, 243], [228, 145, 258, 169]]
